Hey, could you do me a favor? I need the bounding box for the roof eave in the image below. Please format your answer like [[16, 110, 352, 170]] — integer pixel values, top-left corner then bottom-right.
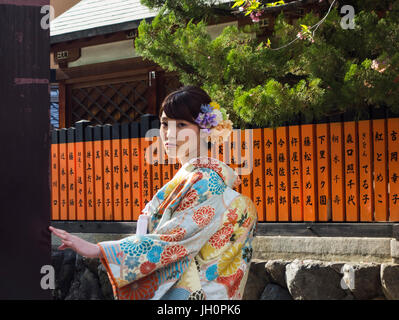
[[50, 17, 155, 45]]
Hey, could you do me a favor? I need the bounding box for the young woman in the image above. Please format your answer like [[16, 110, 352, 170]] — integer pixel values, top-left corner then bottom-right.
[[50, 86, 257, 300]]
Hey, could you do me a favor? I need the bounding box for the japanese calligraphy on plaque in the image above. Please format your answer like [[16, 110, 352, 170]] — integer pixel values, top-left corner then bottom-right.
[[276, 127, 290, 221], [316, 123, 331, 221], [330, 122, 345, 221], [344, 121, 359, 221], [252, 128, 265, 221], [51, 131, 60, 220], [301, 124, 317, 221], [263, 128, 277, 221], [373, 119, 388, 221], [358, 120, 373, 221], [289, 125, 302, 221], [388, 118, 399, 221]]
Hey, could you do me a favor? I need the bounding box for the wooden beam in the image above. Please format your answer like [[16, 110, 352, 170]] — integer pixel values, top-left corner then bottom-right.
[[51, 30, 132, 52], [56, 57, 161, 82]]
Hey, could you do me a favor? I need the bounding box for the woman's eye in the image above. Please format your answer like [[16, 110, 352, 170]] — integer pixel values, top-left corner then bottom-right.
[[177, 123, 187, 128], [161, 122, 168, 127]]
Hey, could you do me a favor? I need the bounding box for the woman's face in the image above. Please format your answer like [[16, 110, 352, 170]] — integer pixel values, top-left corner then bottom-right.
[[159, 111, 201, 160]]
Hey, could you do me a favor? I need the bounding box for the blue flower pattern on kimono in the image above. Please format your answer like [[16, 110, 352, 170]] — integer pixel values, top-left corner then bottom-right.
[[126, 272, 137, 282], [208, 171, 226, 195], [120, 236, 154, 257], [205, 264, 218, 281], [147, 245, 163, 263], [125, 256, 140, 269]]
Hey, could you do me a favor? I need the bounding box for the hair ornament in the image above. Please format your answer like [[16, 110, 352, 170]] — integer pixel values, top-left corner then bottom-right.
[[194, 101, 233, 144]]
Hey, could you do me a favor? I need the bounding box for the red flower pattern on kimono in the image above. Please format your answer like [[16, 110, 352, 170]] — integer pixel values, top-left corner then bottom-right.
[[226, 208, 238, 224], [192, 206, 215, 227], [208, 225, 234, 249], [119, 273, 158, 300], [140, 261, 156, 275], [176, 189, 198, 212], [216, 268, 244, 298], [160, 227, 186, 242], [160, 245, 188, 265], [192, 159, 222, 175]]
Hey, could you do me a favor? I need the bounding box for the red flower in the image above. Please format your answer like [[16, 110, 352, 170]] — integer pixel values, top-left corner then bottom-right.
[[160, 227, 187, 242], [192, 206, 215, 227], [140, 261, 156, 275], [227, 208, 238, 224], [216, 269, 244, 298], [160, 245, 188, 265], [176, 189, 198, 212], [208, 225, 234, 249], [119, 273, 158, 300]]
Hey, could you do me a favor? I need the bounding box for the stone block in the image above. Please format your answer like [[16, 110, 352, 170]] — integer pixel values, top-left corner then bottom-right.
[[285, 259, 348, 300], [391, 239, 399, 263], [381, 263, 399, 300], [265, 259, 290, 288], [260, 283, 292, 300], [242, 260, 270, 300], [341, 263, 383, 300]]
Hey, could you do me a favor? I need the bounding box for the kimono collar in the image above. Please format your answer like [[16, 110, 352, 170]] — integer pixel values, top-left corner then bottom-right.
[[183, 156, 242, 189]]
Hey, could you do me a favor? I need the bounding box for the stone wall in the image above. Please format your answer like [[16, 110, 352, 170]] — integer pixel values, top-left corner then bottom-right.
[[243, 259, 399, 300], [51, 248, 114, 300], [51, 248, 399, 300]]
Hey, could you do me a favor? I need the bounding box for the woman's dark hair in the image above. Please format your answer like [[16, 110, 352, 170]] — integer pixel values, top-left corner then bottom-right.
[[159, 86, 211, 124]]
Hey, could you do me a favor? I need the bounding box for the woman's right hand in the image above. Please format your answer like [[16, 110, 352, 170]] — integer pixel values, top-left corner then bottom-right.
[[49, 226, 101, 259]]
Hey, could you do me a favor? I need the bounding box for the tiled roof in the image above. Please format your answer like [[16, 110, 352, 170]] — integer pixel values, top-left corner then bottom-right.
[[50, 0, 233, 43]]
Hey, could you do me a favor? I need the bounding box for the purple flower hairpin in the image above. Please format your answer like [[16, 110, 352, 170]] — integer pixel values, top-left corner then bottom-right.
[[195, 112, 218, 133], [194, 101, 233, 143]]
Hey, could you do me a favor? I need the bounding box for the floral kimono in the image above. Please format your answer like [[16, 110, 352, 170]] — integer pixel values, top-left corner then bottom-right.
[[97, 156, 258, 300]]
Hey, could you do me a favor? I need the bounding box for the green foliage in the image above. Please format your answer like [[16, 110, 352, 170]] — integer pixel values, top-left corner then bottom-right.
[[136, 0, 399, 128], [232, 0, 285, 16], [140, 0, 233, 22]]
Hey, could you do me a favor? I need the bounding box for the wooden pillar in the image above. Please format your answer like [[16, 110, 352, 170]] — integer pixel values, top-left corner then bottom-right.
[[0, 2, 51, 299], [156, 70, 166, 117], [58, 81, 67, 128], [146, 70, 157, 115]]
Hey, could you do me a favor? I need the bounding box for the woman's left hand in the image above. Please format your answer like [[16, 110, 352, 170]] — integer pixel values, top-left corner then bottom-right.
[[49, 226, 101, 259]]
